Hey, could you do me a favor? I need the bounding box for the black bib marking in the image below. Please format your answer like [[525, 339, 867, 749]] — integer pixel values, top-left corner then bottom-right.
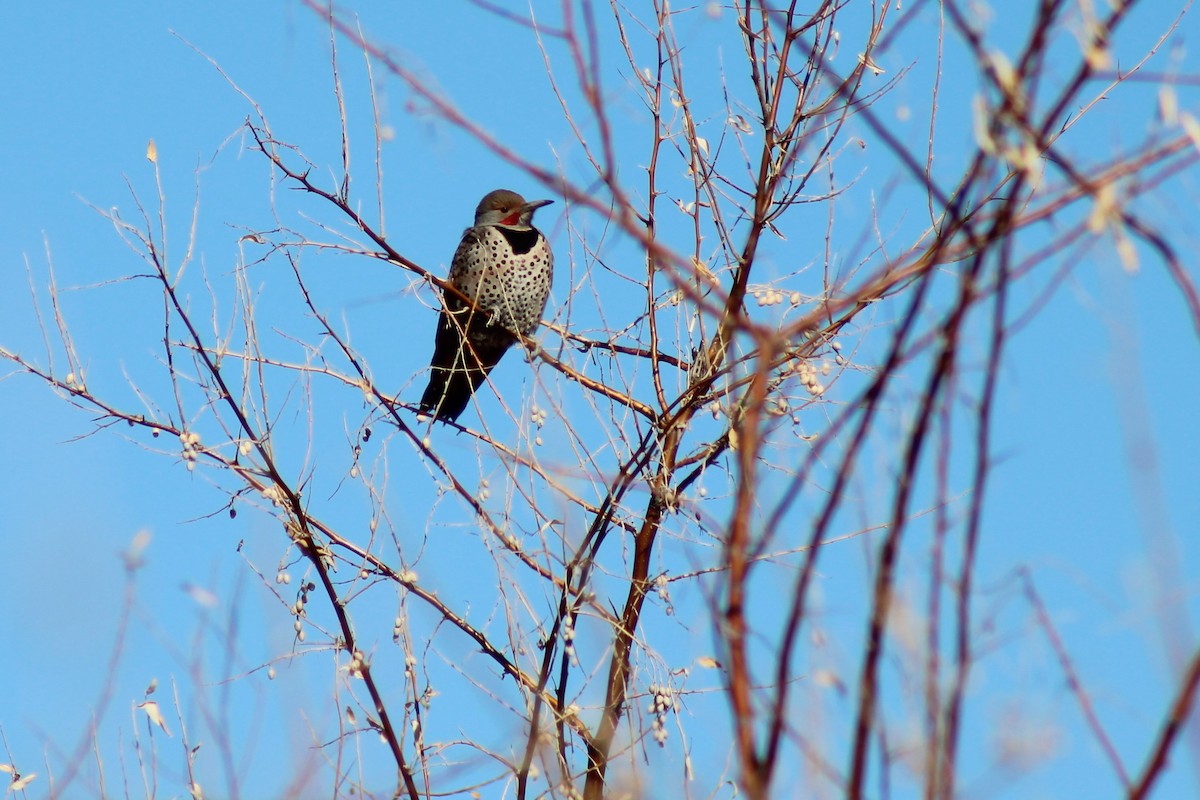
[[498, 227, 542, 255]]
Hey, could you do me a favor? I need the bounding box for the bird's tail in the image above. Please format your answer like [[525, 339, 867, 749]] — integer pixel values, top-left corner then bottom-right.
[[419, 312, 512, 423]]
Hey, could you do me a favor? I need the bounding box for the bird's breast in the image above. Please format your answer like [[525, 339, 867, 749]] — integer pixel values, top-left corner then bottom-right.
[[447, 226, 553, 338]]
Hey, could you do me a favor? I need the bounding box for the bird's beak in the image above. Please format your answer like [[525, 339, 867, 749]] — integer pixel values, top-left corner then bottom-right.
[[522, 199, 554, 213]]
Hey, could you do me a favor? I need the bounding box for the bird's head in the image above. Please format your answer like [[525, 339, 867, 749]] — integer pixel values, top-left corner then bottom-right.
[[474, 189, 554, 229]]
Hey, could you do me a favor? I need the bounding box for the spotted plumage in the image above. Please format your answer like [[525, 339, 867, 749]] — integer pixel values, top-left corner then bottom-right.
[[419, 189, 554, 422]]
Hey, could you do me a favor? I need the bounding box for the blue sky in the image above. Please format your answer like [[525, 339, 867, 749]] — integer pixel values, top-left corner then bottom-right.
[[2, 2, 1199, 798]]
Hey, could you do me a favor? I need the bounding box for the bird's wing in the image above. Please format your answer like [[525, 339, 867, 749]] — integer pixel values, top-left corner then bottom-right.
[[445, 227, 488, 303]]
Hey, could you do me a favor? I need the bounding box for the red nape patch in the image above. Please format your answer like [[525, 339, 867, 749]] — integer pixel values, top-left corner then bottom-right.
[[500, 212, 522, 225]]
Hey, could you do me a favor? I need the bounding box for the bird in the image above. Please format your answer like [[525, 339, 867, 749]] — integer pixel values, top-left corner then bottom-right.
[[418, 189, 554, 423]]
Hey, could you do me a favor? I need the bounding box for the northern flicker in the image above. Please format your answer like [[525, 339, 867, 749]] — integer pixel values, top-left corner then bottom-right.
[[419, 189, 554, 422]]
